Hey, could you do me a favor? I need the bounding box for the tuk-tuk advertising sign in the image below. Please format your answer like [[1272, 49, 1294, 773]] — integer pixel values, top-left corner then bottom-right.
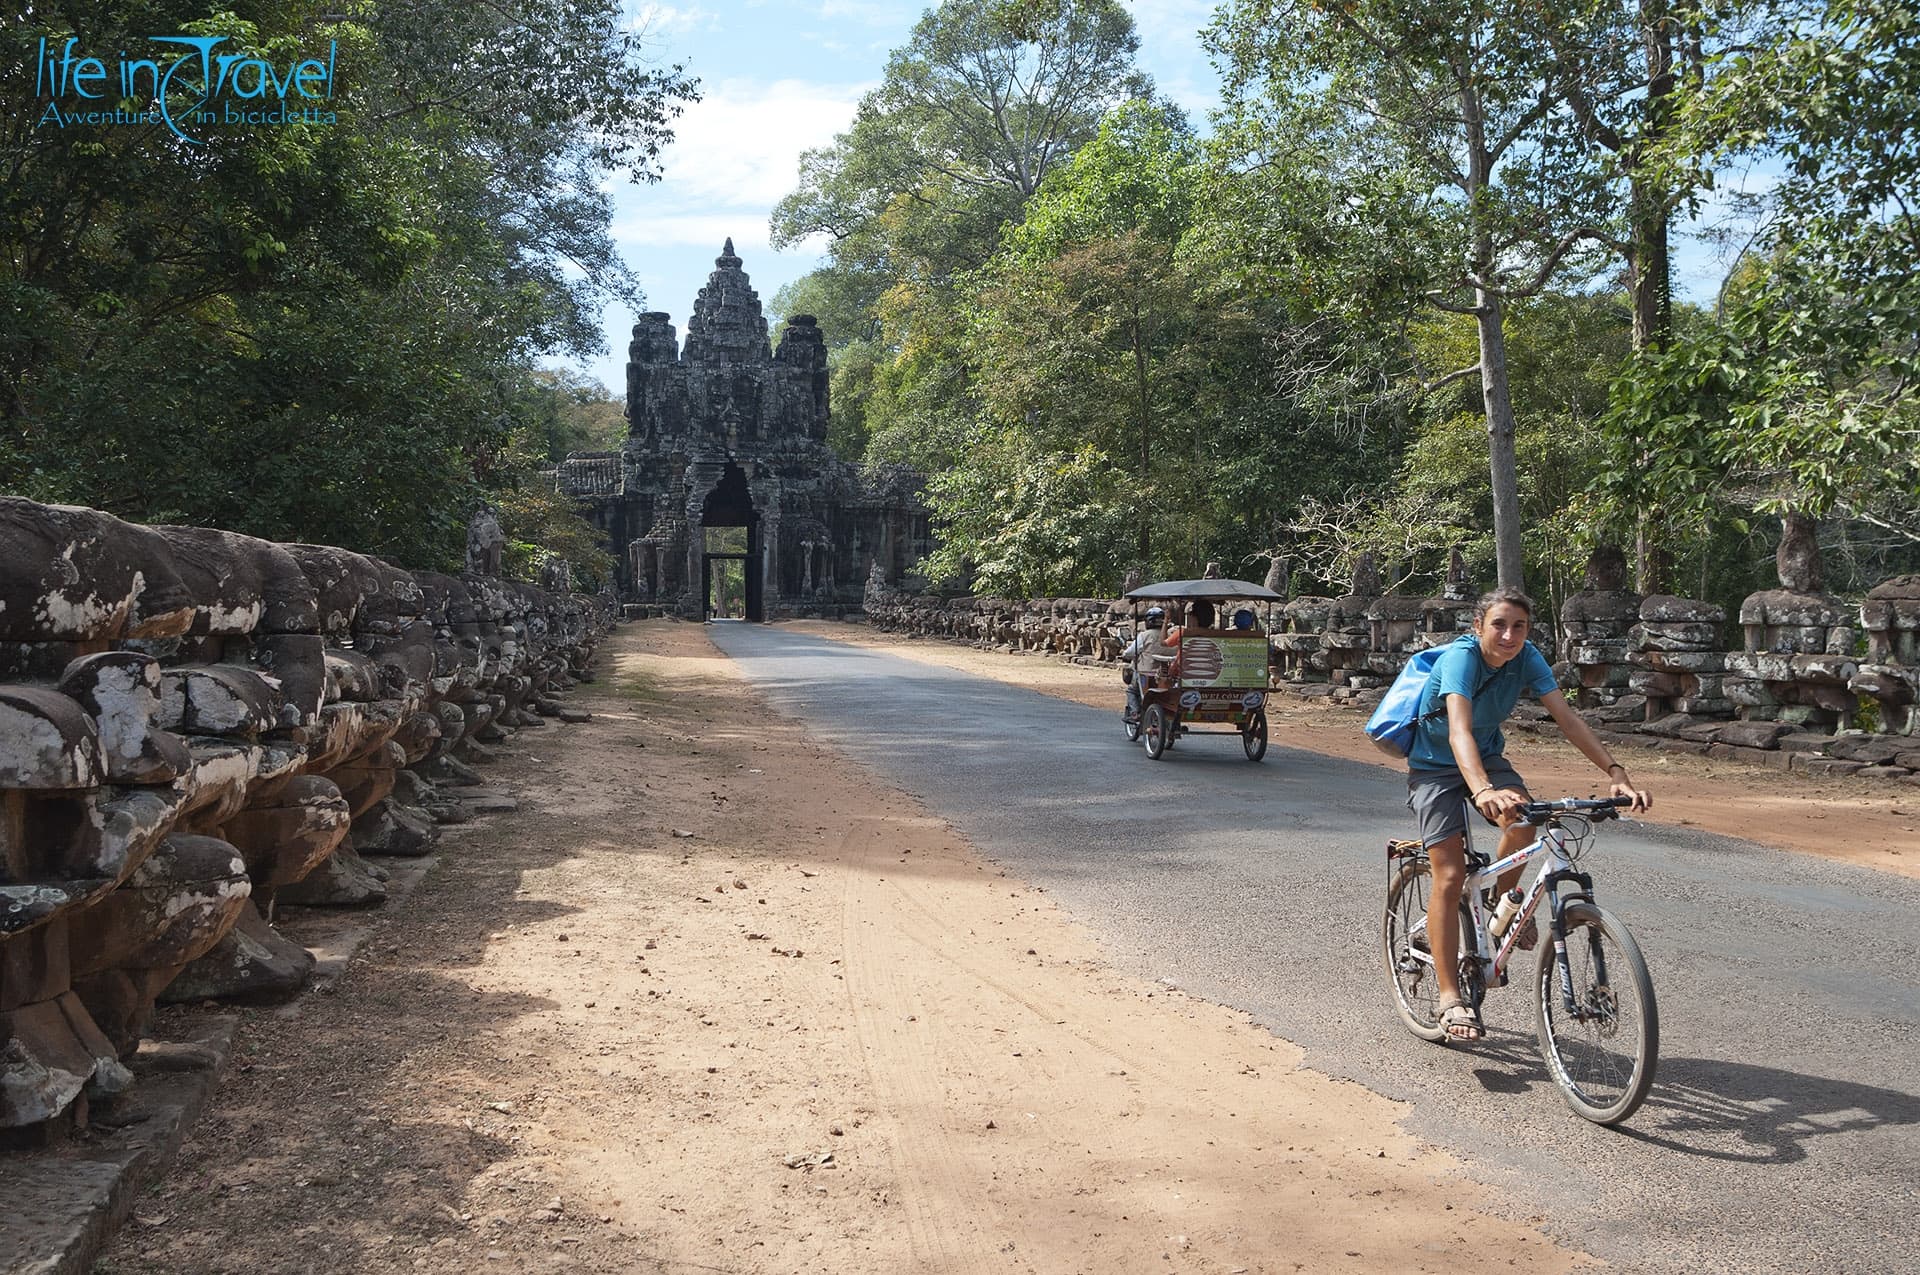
[[1177, 637, 1267, 688]]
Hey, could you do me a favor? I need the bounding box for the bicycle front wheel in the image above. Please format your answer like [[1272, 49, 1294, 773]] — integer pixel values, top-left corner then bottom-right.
[[1535, 902, 1658, 1125]]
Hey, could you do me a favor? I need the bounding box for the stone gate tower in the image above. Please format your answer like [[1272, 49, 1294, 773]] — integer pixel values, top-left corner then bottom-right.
[[555, 240, 926, 619]]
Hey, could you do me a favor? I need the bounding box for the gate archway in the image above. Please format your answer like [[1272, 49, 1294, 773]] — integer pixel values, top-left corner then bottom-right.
[[701, 462, 761, 621]]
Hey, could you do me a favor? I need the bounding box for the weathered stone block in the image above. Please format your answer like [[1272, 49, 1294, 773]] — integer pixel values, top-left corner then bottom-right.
[[1640, 595, 1725, 623], [159, 903, 314, 1004], [1789, 755, 1867, 777], [1628, 669, 1685, 697], [274, 844, 387, 908], [253, 633, 327, 725], [1713, 721, 1793, 750], [1707, 742, 1792, 771], [56, 651, 188, 784], [1724, 678, 1777, 708], [0, 497, 193, 642], [156, 666, 280, 737], [1725, 652, 1794, 682], [350, 798, 435, 857], [1632, 621, 1722, 650], [1851, 664, 1915, 705], [1642, 650, 1728, 674], [1823, 735, 1911, 764], [219, 775, 351, 888], [1777, 705, 1841, 728], [0, 992, 128, 1127], [0, 686, 101, 790], [1739, 589, 1848, 628]]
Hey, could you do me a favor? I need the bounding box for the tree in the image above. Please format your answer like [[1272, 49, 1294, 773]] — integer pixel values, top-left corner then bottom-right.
[[0, 1, 695, 565], [769, 0, 1154, 481], [772, 0, 1150, 282], [963, 103, 1202, 571], [526, 369, 627, 461], [1210, 1, 1617, 588], [1600, 0, 1920, 564]]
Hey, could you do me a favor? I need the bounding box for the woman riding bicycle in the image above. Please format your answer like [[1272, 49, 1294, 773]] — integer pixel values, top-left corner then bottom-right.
[[1409, 587, 1651, 1042]]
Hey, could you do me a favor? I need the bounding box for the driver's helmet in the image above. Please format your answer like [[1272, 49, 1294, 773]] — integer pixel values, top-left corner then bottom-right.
[[1232, 607, 1257, 630], [1144, 605, 1166, 624]]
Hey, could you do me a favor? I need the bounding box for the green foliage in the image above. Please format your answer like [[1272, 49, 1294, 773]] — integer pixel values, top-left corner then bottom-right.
[[918, 432, 1136, 596], [769, 0, 1154, 483], [497, 482, 615, 591], [1601, 0, 1920, 551], [0, 1, 695, 566], [524, 369, 627, 461]]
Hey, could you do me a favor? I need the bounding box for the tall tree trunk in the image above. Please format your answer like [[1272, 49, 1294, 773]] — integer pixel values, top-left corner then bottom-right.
[[1460, 80, 1525, 590], [1631, 0, 1677, 592], [1476, 291, 1527, 590], [1133, 313, 1152, 568]]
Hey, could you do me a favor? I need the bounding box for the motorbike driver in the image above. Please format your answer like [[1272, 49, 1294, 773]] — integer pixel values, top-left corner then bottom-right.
[[1120, 606, 1169, 721]]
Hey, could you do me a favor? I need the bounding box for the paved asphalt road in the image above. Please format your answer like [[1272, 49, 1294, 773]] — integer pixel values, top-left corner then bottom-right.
[[706, 624, 1920, 1274]]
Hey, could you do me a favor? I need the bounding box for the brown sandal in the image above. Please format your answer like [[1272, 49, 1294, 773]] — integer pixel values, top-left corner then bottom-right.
[[1438, 996, 1484, 1042]]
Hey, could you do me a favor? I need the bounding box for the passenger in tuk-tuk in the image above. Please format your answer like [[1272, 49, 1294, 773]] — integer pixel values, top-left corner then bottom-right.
[[1230, 606, 1263, 635], [1164, 600, 1216, 644], [1163, 600, 1223, 682]]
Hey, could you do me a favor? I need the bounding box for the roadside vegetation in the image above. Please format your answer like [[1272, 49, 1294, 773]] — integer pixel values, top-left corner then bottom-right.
[[0, 1, 694, 586], [770, 0, 1920, 616]]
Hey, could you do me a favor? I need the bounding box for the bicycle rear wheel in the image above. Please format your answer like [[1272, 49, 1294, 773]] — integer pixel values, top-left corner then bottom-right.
[[1383, 859, 1474, 1043], [1535, 902, 1658, 1125]]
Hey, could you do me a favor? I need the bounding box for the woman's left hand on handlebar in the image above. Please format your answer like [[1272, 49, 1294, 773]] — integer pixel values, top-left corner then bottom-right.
[[1610, 779, 1651, 812]]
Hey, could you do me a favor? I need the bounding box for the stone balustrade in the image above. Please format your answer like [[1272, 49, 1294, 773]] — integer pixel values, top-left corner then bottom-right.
[[863, 557, 1920, 784], [0, 495, 607, 1137]]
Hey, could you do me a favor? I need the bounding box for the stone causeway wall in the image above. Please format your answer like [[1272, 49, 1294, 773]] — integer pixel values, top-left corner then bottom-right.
[[863, 553, 1920, 783], [0, 495, 610, 1138]]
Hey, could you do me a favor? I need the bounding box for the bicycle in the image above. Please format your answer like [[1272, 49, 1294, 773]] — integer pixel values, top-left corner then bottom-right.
[[1382, 795, 1659, 1125]]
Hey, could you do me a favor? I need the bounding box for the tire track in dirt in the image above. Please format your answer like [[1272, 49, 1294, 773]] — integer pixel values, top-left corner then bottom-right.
[[839, 815, 1032, 1274]]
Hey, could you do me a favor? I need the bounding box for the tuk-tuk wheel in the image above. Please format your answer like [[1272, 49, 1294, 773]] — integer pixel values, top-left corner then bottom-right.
[[1143, 704, 1170, 760], [1124, 706, 1142, 742], [1243, 710, 1268, 762]]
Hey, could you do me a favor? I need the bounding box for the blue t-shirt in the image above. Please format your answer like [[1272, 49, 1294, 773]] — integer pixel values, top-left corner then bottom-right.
[[1406, 634, 1557, 772]]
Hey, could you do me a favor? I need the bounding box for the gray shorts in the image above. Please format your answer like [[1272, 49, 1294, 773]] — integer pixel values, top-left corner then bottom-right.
[[1407, 760, 1531, 850]]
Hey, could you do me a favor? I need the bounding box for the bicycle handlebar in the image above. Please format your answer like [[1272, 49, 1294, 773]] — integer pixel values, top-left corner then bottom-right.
[[1520, 795, 1634, 822]]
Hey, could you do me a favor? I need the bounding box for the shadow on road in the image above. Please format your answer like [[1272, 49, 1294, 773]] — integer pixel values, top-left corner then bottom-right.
[[1625, 1056, 1920, 1163]]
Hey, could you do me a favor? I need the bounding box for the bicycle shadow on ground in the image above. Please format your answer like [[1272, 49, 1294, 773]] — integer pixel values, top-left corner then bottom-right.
[[1618, 1055, 1920, 1163], [1456, 1035, 1920, 1161]]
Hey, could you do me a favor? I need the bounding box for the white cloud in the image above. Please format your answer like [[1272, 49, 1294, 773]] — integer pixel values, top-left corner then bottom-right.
[[653, 76, 868, 207], [610, 213, 777, 252], [626, 2, 721, 36], [816, 0, 911, 26]]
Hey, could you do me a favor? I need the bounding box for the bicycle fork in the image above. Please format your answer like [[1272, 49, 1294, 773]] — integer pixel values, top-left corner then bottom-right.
[[1541, 868, 1610, 1023]]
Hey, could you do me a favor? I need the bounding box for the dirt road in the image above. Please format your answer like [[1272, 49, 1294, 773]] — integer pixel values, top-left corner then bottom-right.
[[98, 622, 1588, 1274]]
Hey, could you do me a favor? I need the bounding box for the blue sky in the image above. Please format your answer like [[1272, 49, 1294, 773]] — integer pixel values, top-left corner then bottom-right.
[[565, 0, 1742, 396]]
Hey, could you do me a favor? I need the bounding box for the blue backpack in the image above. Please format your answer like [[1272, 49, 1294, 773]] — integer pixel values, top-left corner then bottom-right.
[[1364, 638, 1500, 759], [1364, 646, 1448, 758]]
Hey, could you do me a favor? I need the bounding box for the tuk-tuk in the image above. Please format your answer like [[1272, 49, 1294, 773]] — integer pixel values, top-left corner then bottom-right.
[[1121, 578, 1282, 761]]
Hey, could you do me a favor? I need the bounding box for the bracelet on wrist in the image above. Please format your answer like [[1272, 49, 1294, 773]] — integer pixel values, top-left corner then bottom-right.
[[1606, 762, 1627, 775]]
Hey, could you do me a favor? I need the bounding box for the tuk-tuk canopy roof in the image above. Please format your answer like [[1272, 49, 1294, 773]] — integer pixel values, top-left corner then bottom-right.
[[1123, 578, 1283, 602]]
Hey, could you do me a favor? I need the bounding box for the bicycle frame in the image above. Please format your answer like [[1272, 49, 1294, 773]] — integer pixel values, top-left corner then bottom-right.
[[1412, 816, 1607, 1020]]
